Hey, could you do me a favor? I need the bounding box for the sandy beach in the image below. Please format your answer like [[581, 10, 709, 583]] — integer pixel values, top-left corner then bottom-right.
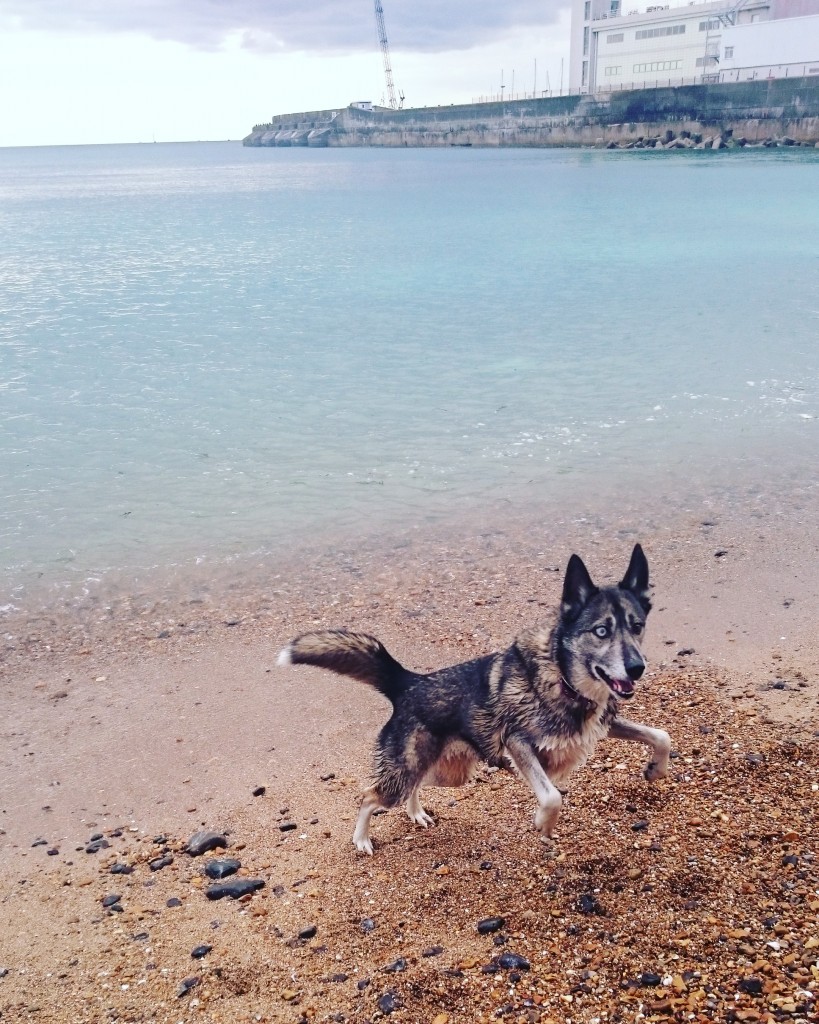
[[1, 507, 818, 1023]]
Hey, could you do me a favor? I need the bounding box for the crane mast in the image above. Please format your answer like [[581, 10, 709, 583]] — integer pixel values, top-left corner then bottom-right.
[[373, 1, 403, 109]]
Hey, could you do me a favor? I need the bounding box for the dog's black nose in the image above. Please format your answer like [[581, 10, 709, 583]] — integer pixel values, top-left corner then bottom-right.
[[626, 660, 645, 682]]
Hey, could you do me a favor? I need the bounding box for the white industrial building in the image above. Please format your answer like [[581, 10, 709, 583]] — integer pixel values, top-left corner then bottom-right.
[[569, 0, 819, 93]]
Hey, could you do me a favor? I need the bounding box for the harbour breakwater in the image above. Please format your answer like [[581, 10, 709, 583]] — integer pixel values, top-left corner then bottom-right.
[[244, 77, 819, 149]]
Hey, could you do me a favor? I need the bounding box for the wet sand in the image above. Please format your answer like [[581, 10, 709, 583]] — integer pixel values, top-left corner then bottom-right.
[[1, 504, 818, 1023]]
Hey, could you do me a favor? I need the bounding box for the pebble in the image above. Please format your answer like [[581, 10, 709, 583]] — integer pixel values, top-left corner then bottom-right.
[[204, 858, 241, 880], [278, 822, 298, 832], [383, 957, 407, 973], [191, 944, 212, 959], [298, 924, 317, 940], [101, 894, 122, 907], [578, 893, 604, 915], [85, 838, 110, 854], [0, 968, 8, 979], [149, 855, 174, 872], [377, 992, 400, 1014], [166, 898, 182, 908], [252, 786, 266, 797], [185, 830, 228, 856], [477, 916, 505, 934], [640, 972, 662, 986], [422, 946, 444, 957], [738, 977, 764, 995], [497, 952, 531, 971], [176, 976, 200, 998], [110, 863, 133, 875], [360, 917, 376, 933], [205, 878, 265, 900]]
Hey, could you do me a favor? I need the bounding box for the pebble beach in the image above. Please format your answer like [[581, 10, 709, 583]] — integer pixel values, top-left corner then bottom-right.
[[1, 503, 818, 1024]]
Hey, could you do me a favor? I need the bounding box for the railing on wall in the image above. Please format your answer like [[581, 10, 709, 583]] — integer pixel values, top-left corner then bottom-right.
[[594, 63, 819, 93]]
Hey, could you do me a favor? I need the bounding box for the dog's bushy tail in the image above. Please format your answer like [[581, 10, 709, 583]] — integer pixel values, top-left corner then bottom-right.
[[277, 629, 405, 702]]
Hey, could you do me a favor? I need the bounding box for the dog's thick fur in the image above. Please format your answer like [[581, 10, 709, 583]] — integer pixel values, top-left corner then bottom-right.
[[278, 545, 671, 854]]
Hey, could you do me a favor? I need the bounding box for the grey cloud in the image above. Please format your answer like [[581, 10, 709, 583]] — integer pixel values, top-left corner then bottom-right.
[[6, 1, 567, 53]]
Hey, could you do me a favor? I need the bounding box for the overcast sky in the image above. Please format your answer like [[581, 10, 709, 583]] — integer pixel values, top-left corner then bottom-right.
[[1, 1, 572, 147]]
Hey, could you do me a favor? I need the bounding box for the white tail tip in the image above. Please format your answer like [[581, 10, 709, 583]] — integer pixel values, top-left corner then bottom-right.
[[276, 645, 293, 667]]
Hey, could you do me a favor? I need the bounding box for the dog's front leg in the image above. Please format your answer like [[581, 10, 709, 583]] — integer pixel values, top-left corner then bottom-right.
[[608, 717, 671, 781], [505, 736, 563, 840]]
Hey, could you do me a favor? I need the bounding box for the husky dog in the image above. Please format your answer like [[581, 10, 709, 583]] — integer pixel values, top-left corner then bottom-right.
[[278, 545, 670, 855]]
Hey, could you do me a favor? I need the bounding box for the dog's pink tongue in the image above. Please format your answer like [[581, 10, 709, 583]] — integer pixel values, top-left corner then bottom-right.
[[615, 678, 635, 696]]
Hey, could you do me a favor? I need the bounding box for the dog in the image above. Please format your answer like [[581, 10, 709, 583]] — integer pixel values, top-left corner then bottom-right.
[[277, 544, 670, 854]]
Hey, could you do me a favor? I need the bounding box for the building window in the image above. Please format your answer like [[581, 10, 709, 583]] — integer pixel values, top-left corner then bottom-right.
[[635, 24, 686, 39], [582, 60, 589, 85], [633, 60, 683, 73], [604, 65, 622, 75], [584, 26, 590, 55], [695, 55, 719, 67], [724, 46, 734, 58], [584, 1, 591, 20], [699, 19, 721, 31], [607, 32, 624, 43]]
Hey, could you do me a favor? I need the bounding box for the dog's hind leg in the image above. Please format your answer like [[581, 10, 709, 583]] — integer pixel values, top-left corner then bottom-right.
[[608, 717, 671, 781], [353, 787, 386, 856], [405, 789, 435, 828], [505, 736, 564, 840]]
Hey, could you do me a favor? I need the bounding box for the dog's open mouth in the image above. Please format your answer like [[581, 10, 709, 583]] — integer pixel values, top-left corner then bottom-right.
[[595, 666, 635, 698]]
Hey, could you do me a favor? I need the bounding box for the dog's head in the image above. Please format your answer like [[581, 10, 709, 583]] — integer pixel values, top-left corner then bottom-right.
[[557, 544, 651, 704]]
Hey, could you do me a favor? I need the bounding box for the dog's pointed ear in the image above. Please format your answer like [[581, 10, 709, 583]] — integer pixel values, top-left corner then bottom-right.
[[619, 543, 651, 612], [561, 553, 598, 620]]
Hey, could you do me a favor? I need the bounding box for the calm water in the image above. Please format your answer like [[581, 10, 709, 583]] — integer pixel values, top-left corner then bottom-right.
[[1, 142, 817, 616]]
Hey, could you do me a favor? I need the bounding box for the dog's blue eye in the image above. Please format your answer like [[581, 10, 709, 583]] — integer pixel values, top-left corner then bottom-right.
[[593, 625, 609, 638]]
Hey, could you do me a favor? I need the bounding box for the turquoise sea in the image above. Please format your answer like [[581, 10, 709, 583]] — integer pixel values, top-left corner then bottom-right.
[[1, 142, 817, 620]]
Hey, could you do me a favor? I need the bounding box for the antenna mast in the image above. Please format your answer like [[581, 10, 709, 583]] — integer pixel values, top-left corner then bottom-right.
[[374, 1, 403, 109]]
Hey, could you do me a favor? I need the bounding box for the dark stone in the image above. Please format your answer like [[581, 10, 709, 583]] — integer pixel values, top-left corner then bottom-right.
[[782, 853, 799, 866], [176, 976, 200, 998], [191, 945, 212, 959], [383, 958, 407, 973], [167, 898, 183, 908], [0, 968, 8, 978], [714, 550, 728, 558], [477, 916, 505, 934], [745, 753, 764, 765], [110, 863, 134, 875], [47, 848, 59, 856], [320, 772, 336, 781], [492, 935, 508, 946], [32, 838, 48, 847], [578, 893, 604, 916], [204, 858, 241, 880], [278, 822, 298, 832], [422, 946, 444, 957], [360, 917, 376, 933], [252, 786, 266, 797], [185, 831, 228, 856], [641, 972, 662, 987], [631, 820, 649, 831], [85, 839, 110, 854], [677, 648, 695, 656], [328, 973, 349, 983], [377, 992, 399, 1014], [357, 978, 370, 990], [738, 977, 764, 995], [298, 924, 317, 940], [205, 878, 265, 900], [149, 855, 174, 872], [498, 952, 530, 971], [101, 894, 122, 907], [479, 860, 493, 870]]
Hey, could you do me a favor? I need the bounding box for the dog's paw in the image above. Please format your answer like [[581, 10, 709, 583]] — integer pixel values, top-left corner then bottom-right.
[[407, 808, 435, 828], [354, 837, 374, 856], [644, 760, 668, 783], [534, 804, 560, 838]]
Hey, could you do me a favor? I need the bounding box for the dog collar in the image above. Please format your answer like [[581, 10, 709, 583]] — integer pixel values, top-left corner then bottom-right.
[[560, 675, 597, 716]]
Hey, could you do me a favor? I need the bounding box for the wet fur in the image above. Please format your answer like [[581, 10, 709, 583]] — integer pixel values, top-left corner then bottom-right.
[[278, 545, 671, 854]]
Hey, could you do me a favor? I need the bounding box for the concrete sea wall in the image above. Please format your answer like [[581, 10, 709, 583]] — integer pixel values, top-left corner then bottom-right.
[[244, 78, 819, 149]]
